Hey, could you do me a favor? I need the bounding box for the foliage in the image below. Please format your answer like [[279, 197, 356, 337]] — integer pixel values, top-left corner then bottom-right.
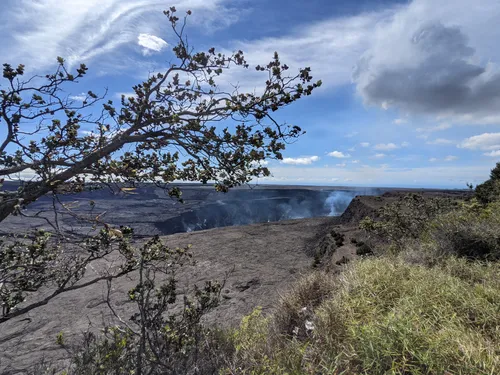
[[0, 6, 321, 224], [66, 236, 226, 375], [424, 199, 500, 260], [474, 162, 500, 204], [0, 230, 60, 316], [360, 193, 456, 253], [0, 226, 186, 323], [0, 5, 319, 330], [56, 331, 65, 346], [272, 271, 336, 340], [227, 257, 500, 374]]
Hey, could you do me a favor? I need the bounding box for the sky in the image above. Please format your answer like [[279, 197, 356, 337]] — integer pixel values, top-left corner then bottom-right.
[[2, 0, 500, 188]]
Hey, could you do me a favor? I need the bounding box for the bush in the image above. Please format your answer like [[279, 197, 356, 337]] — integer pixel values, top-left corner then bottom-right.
[[66, 279, 227, 375], [223, 272, 336, 374], [425, 200, 500, 260], [53, 235, 230, 375], [475, 162, 500, 204], [228, 257, 500, 374], [360, 193, 455, 253], [475, 179, 500, 204], [354, 240, 373, 256]]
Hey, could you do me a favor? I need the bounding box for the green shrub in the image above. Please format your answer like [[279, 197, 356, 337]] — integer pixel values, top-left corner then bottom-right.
[[475, 179, 500, 204], [475, 162, 500, 204], [62, 236, 227, 375], [355, 241, 373, 256], [425, 200, 500, 260], [360, 193, 455, 253], [224, 272, 336, 374]]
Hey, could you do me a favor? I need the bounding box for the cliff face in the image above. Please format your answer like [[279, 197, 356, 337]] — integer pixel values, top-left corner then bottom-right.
[[340, 195, 385, 225], [339, 190, 472, 226]]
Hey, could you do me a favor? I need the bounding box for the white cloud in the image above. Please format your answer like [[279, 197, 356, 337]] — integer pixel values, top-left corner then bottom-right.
[[69, 93, 87, 101], [374, 143, 399, 151], [484, 150, 500, 157], [352, 0, 500, 125], [328, 151, 351, 158], [137, 33, 168, 55], [336, 163, 347, 168], [373, 153, 386, 158], [7, 0, 498, 121], [373, 142, 410, 150], [1, 0, 239, 71], [281, 156, 320, 165], [360, 142, 370, 147], [396, 154, 420, 162], [348, 147, 356, 152], [459, 133, 500, 151], [345, 131, 359, 138], [426, 138, 453, 145], [227, 8, 396, 93], [352, 160, 360, 164], [250, 160, 269, 167], [428, 156, 458, 162], [439, 113, 500, 126]]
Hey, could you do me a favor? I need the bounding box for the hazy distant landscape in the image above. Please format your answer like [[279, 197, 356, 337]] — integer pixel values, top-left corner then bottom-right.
[[1, 181, 387, 237]]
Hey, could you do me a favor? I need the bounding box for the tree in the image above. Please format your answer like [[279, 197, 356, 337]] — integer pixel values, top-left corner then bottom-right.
[[0, 7, 320, 322], [0, 7, 321, 223]]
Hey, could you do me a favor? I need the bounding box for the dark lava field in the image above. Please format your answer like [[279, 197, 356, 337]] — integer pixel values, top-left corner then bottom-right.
[[1, 182, 385, 236]]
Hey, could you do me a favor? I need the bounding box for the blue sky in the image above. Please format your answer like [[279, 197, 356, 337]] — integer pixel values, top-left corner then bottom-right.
[[2, 0, 500, 188]]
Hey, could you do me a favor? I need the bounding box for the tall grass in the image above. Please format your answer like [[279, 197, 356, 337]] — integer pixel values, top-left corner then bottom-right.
[[227, 257, 500, 374]]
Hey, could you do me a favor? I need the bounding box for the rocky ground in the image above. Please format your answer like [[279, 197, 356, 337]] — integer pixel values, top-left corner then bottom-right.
[[0, 216, 338, 374], [0, 186, 471, 374]]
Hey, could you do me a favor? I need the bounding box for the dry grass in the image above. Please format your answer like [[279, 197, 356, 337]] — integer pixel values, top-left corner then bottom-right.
[[272, 271, 336, 340]]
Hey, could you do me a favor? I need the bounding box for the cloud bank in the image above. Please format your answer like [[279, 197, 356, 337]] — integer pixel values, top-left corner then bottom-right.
[[459, 133, 500, 151], [352, 0, 500, 124]]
